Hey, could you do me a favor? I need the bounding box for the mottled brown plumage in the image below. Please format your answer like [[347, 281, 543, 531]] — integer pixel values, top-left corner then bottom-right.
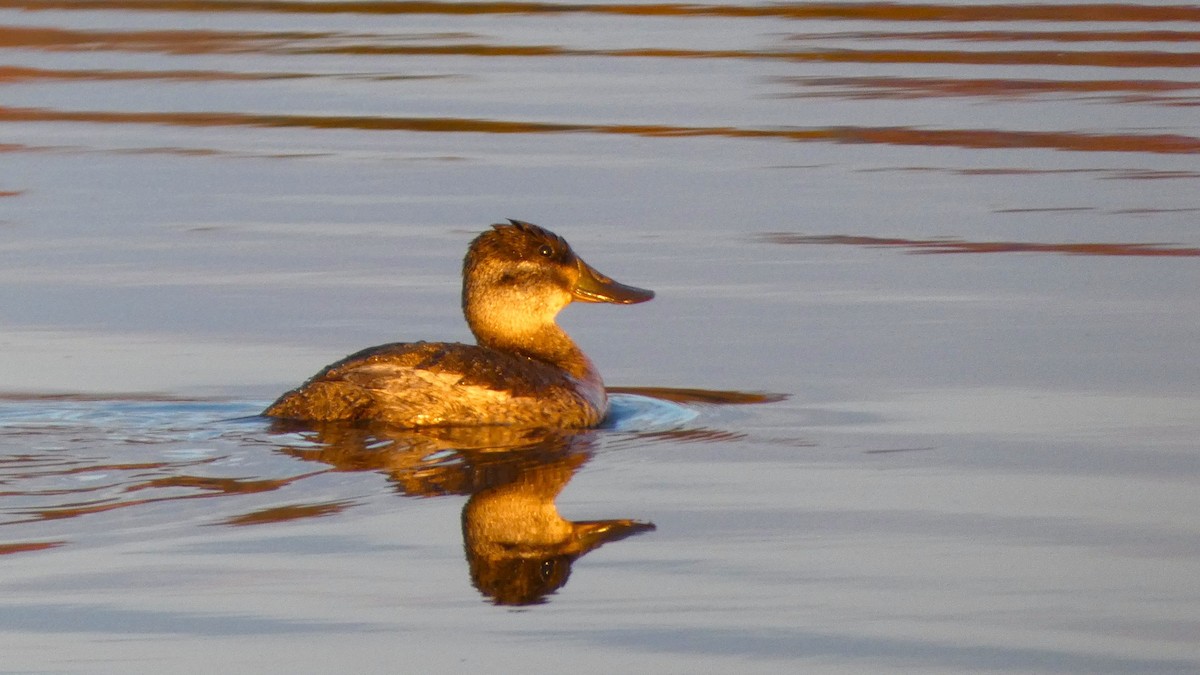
[[264, 220, 654, 427]]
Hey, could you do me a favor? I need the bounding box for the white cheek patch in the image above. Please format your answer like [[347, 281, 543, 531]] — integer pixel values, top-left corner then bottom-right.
[[487, 288, 572, 331]]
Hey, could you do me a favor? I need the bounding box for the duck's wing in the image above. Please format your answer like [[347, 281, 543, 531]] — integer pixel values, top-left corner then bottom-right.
[[264, 342, 577, 425]]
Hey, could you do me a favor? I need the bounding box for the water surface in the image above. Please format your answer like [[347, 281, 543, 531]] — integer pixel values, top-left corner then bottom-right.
[[1, 1, 1198, 672]]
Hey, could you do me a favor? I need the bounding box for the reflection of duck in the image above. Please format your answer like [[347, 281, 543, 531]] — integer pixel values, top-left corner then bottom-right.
[[272, 423, 653, 605], [462, 447, 653, 605], [264, 220, 654, 428]]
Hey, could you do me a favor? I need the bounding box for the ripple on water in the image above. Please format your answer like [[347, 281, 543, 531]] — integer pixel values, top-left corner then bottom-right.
[[603, 393, 700, 432], [0, 389, 768, 551]]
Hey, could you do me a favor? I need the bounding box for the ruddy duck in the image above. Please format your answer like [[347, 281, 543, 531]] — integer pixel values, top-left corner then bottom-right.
[[264, 220, 654, 427]]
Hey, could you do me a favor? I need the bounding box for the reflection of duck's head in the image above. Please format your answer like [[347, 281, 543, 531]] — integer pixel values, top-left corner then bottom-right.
[[465, 518, 653, 606], [462, 220, 654, 365], [461, 450, 654, 606]]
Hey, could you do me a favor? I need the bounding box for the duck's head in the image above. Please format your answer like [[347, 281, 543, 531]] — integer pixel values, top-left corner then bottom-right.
[[462, 220, 653, 349]]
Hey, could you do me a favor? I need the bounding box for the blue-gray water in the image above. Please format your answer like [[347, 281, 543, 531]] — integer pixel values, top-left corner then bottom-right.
[[2, 1, 1198, 672]]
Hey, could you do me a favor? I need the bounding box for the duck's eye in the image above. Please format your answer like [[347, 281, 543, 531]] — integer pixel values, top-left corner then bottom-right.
[[537, 245, 554, 258]]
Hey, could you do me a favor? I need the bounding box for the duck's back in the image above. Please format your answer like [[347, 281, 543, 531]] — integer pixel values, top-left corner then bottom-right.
[[263, 342, 606, 428]]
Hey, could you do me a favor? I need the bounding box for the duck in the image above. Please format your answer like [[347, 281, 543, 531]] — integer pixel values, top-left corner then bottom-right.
[[263, 220, 654, 428]]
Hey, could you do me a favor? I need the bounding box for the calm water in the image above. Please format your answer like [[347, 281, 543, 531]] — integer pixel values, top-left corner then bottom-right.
[[2, 1, 1199, 672]]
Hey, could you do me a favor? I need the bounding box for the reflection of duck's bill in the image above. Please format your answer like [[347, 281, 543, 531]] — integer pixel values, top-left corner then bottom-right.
[[574, 519, 656, 553], [572, 259, 655, 304]]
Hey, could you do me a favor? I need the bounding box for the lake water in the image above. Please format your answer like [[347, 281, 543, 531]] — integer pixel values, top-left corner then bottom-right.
[[2, 1, 1199, 672]]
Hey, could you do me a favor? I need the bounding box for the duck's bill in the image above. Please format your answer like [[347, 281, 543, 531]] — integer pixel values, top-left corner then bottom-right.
[[574, 519, 656, 554], [572, 260, 655, 304]]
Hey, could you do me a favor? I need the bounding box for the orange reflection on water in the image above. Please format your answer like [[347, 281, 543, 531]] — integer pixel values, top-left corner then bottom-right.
[[10, 463, 328, 524], [4, 19, 1198, 73], [763, 233, 1200, 257], [221, 500, 354, 526], [776, 76, 1200, 106], [4, 106, 1199, 155], [0, 25, 324, 55], [769, 49, 1200, 69], [856, 166, 1200, 181], [0, 541, 66, 555], [128, 474, 302, 495], [788, 29, 1200, 43], [3, 1, 1200, 22], [0, 65, 309, 84]]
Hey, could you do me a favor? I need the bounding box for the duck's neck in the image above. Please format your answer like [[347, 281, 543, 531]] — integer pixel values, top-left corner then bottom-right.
[[475, 323, 598, 383]]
